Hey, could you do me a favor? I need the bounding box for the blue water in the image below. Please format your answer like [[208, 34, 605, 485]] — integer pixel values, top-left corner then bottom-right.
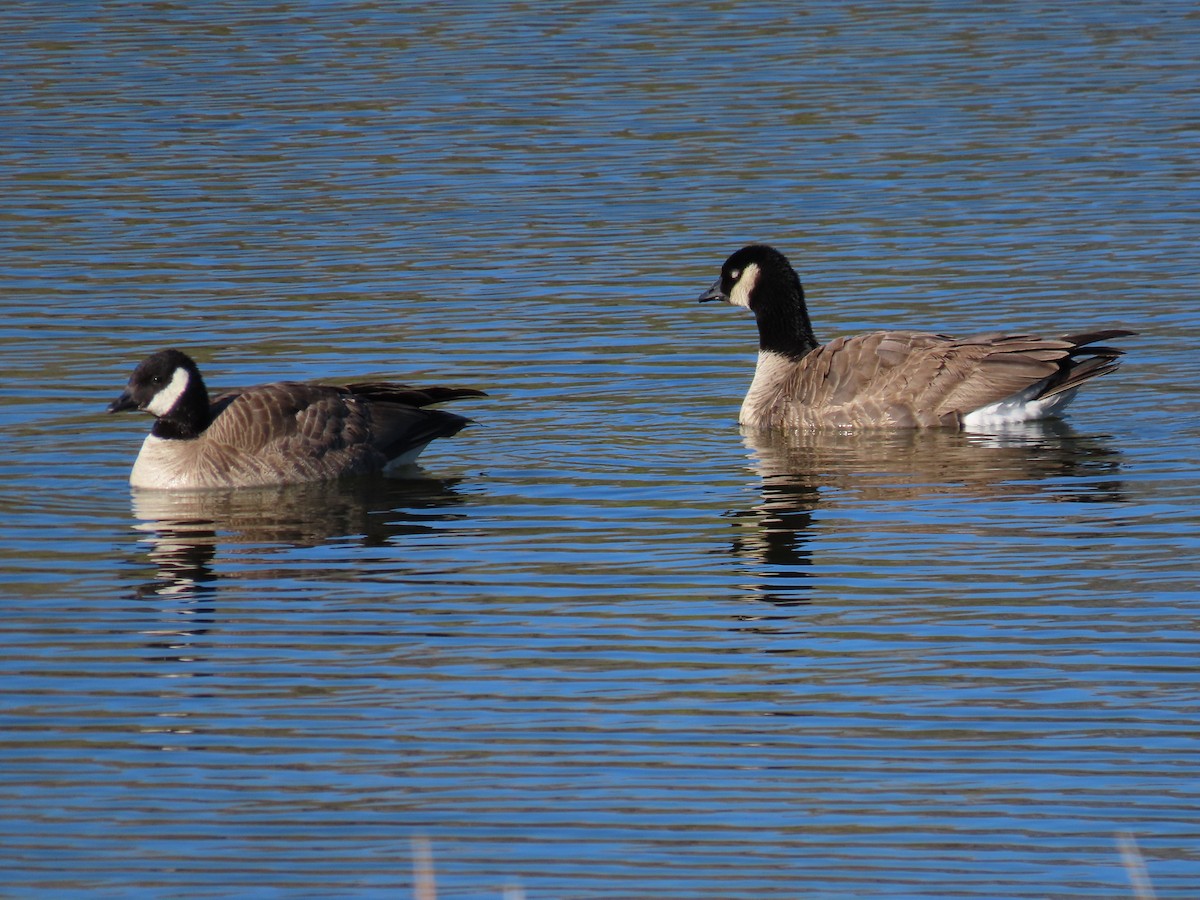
[[2, 2, 1199, 897]]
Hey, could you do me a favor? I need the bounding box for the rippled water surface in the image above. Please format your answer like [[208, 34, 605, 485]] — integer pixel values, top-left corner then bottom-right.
[[2, 2, 1199, 897]]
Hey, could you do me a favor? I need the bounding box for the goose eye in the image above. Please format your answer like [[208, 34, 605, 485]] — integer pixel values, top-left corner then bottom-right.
[[729, 268, 741, 282]]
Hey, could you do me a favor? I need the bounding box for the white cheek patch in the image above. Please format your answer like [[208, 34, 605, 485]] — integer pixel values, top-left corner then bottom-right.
[[145, 367, 190, 417], [728, 262, 760, 309]]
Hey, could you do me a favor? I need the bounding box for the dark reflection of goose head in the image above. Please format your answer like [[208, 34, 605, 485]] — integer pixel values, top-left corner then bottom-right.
[[129, 475, 471, 603], [730, 422, 1126, 607]]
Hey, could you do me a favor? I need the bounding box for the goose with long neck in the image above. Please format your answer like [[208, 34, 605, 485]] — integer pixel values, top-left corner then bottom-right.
[[699, 244, 1133, 431]]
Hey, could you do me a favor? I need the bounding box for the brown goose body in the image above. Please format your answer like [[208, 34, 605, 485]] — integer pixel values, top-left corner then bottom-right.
[[699, 245, 1133, 431], [109, 349, 485, 490]]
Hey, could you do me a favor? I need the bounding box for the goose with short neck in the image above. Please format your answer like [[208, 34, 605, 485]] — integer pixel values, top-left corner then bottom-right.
[[108, 348, 484, 489]]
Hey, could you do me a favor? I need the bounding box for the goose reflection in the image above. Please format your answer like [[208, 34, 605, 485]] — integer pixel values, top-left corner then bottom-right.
[[121, 475, 473, 737], [730, 422, 1125, 608], [130, 475, 472, 601]]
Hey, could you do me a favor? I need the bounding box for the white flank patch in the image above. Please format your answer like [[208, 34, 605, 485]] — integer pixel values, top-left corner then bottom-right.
[[145, 366, 190, 417], [383, 442, 431, 471], [727, 261, 760, 309], [962, 382, 1078, 431]]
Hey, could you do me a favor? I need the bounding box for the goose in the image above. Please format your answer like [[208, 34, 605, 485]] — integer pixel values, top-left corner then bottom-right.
[[107, 348, 485, 489], [698, 244, 1134, 431]]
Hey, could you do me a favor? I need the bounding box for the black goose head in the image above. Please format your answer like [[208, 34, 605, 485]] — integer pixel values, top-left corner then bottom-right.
[[108, 348, 213, 439], [699, 244, 818, 358]]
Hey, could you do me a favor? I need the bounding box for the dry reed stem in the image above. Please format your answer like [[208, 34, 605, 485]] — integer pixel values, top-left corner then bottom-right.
[[1117, 831, 1157, 900], [412, 835, 436, 900]]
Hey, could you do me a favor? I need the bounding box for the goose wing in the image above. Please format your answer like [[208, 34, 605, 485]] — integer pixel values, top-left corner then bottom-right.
[[198, 383, 377, 481], [779, 331, 1124, 428]]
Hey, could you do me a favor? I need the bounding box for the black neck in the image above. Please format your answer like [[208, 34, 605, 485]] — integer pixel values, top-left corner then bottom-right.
[[150, 377, 212, 441], [756, 272, 819, 359]]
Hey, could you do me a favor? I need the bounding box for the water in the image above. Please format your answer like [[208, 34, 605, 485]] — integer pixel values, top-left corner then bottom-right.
[[2, 2, 1199, 897]]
